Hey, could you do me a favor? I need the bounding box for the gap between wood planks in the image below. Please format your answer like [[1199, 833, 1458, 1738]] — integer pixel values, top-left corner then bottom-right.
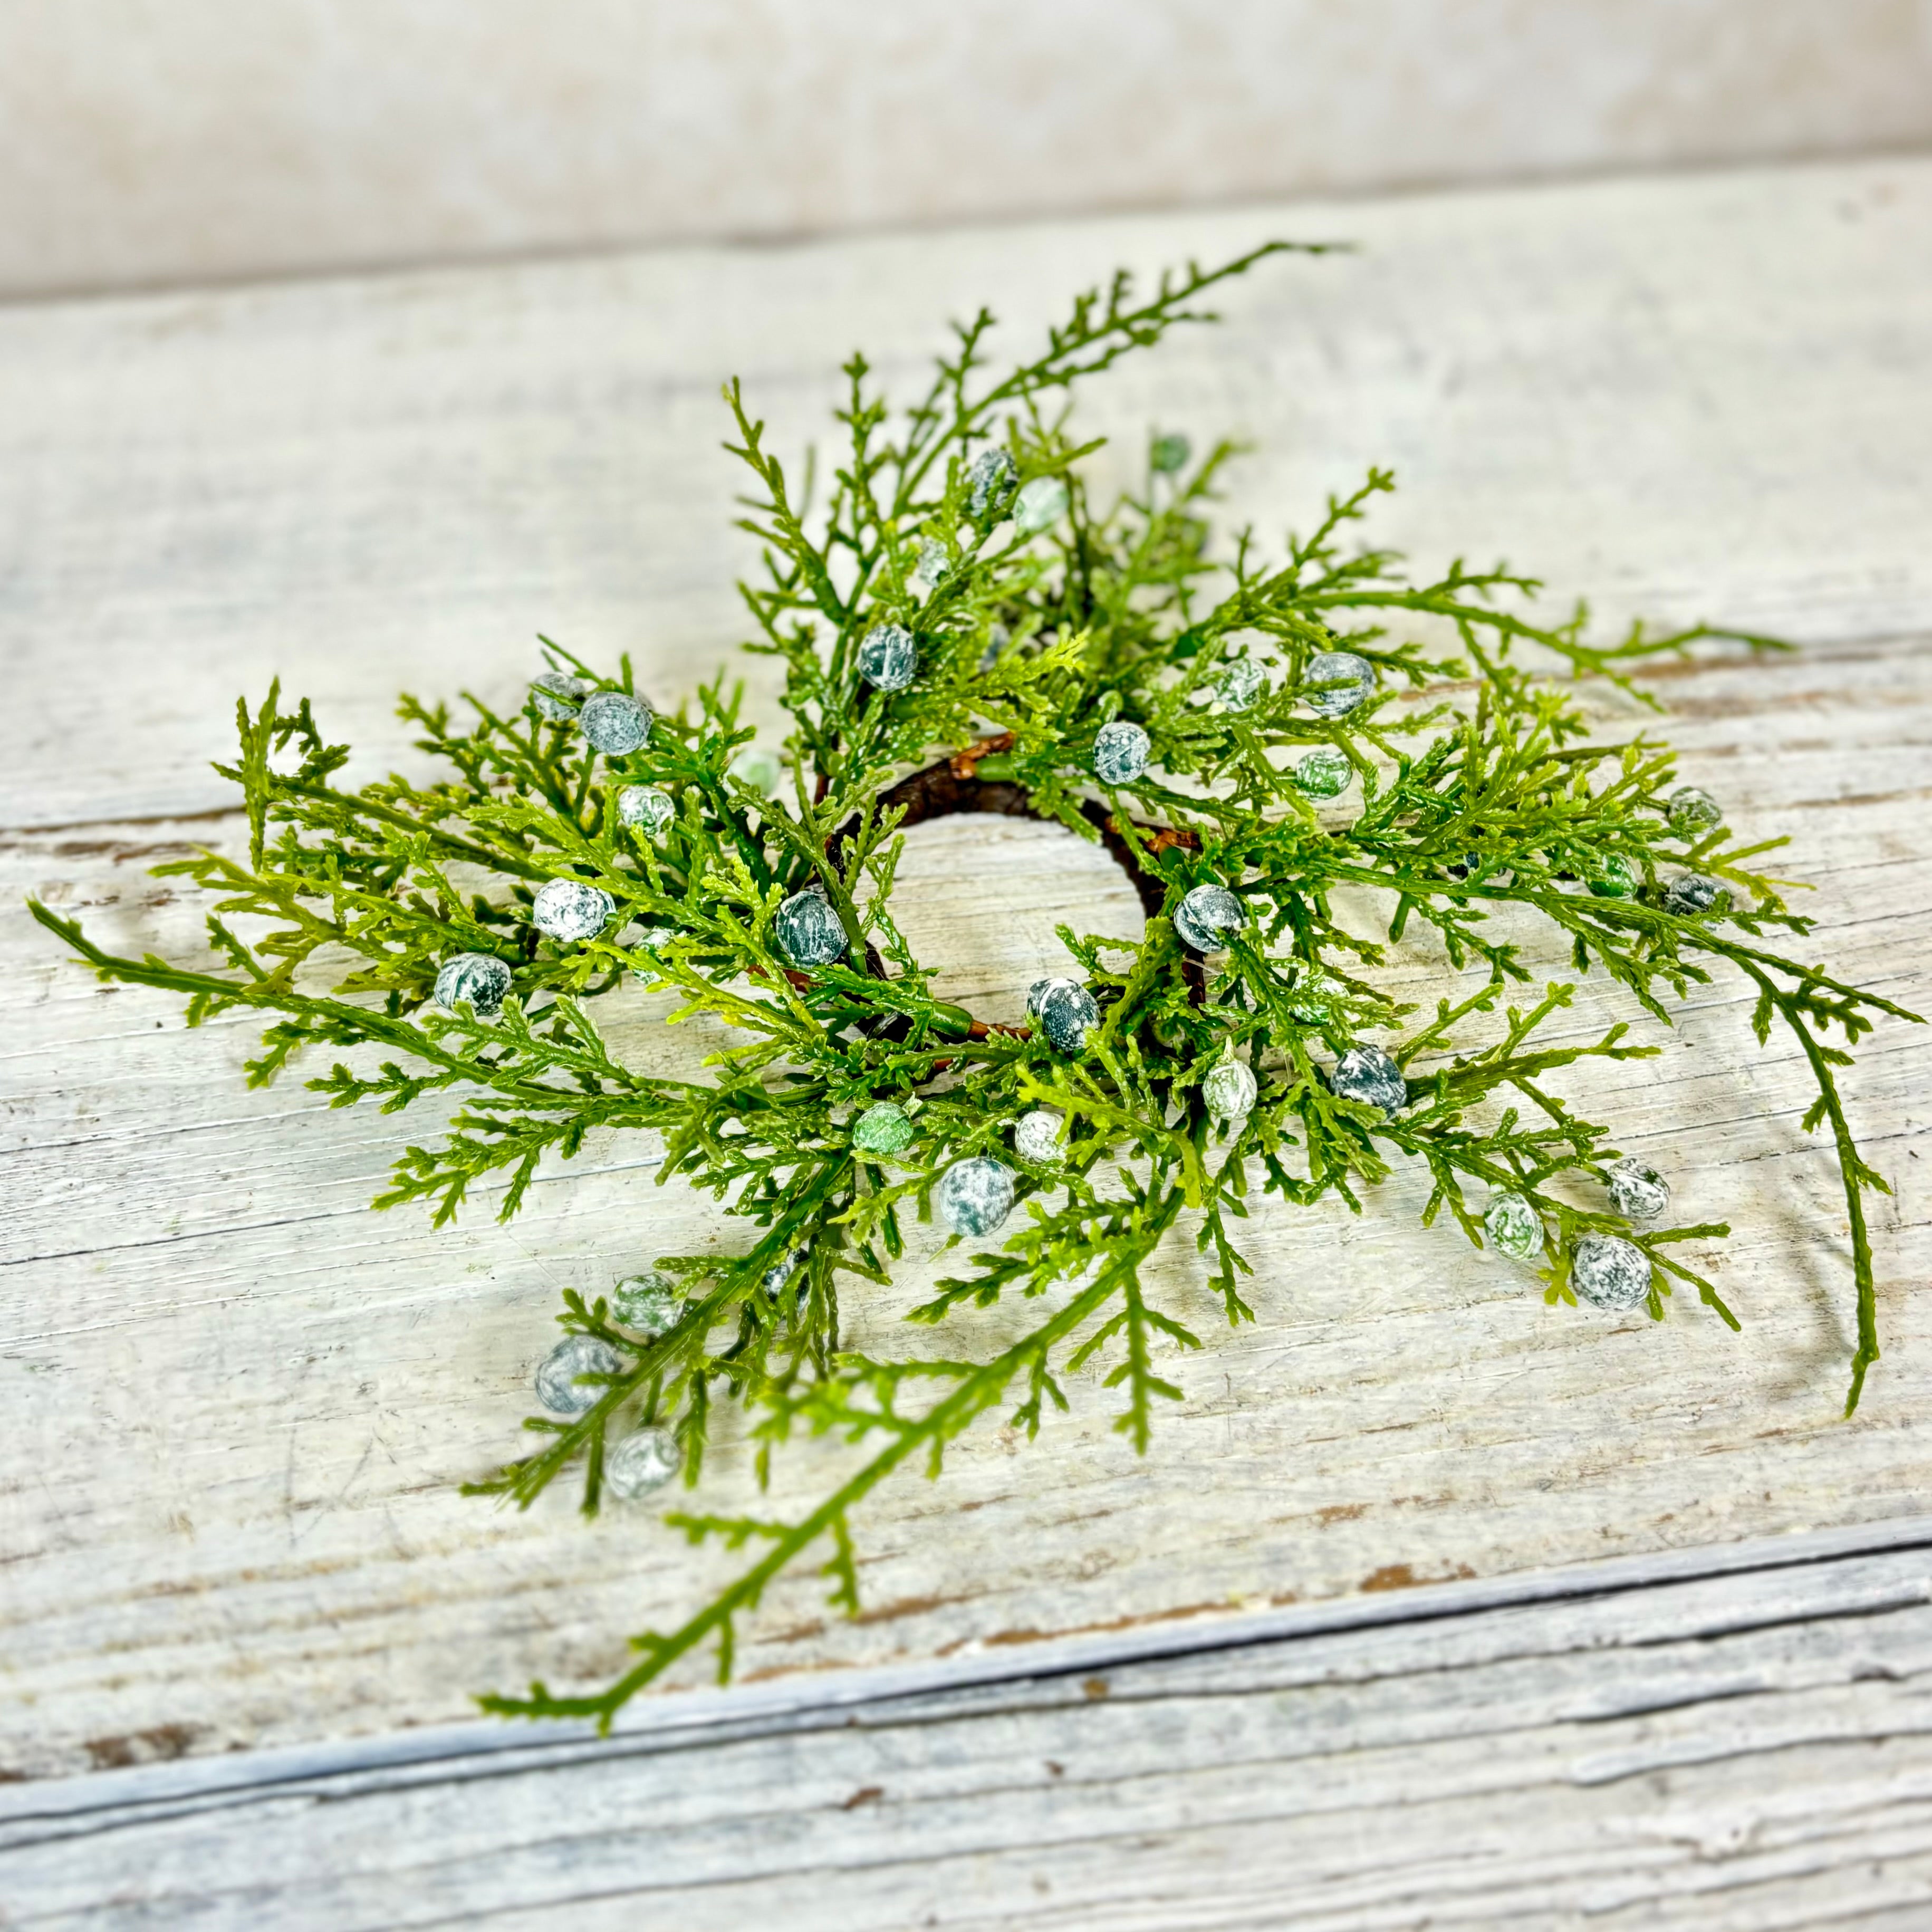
[[5, 1508, 1929, 1829]]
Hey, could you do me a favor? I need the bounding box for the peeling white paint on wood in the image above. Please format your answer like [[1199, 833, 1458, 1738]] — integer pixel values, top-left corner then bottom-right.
[[1, 159, 1928, 1924]]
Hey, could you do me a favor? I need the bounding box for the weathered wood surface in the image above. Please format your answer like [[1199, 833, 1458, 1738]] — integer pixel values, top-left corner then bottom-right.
[[2, 151, 1929, 1862], [6, 1521, 1932, 1927]]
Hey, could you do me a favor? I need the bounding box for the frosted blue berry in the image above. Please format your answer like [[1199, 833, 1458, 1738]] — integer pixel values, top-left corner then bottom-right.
[[1293, 746, 1353, 799], [858, 624, 918, 693], [967, 447, 1018, 517], [535, 1333, 622, 1416], [1027, 976, 1099, 1054], [1571, 1234, 1651, 1310], [1304, 650, 1375, 718], [1330, 1043, 1407, 1117], [938, 1156, 1015, 1238], [763, 1248, 804, 1296], [1217, 658, 1270, 712], [1013, 1109, 1064, 1165], [1013, 476, 1069, 535], [1150, 432, 1190, 474], [773, 888, 847, 968], [852, 1101, 916, 1157], [618, 785, 674, 835], [1092, 720, 1150, 785], [532, 879, 615, 942], [606, 1425, 680, 1500], [610, 1271, 683, 1338], [1667, 786, 1722, 835], [916, 540, 951, 587], [532, 669, 590, 720], [1484, 1190, 1544, 1260], [1587, 853, 1637, 899], [434, 952, 511, 1017], [1665, 873, 1729, 918], [1608, 1158, 1670, 1222], [1173, 883, 1244, 953], [1203, 1058, 1257, 1121], [579, 690, 653, 755]]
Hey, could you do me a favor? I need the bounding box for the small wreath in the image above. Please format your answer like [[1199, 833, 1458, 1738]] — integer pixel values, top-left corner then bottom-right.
[[39, 243, 1915, 1728]]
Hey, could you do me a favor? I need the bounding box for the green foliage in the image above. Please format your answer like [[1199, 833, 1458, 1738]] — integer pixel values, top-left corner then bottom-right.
[[34, 242, 1918, 1729]]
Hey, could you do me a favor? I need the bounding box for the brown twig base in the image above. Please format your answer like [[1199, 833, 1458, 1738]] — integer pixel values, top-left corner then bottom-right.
[[825, 747, 1208, 1010]]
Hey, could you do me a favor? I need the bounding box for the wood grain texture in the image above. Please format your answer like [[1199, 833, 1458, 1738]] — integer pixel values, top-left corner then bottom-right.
[[1, 159, 1929, 1800], [7, 1526, 1932, 1927]]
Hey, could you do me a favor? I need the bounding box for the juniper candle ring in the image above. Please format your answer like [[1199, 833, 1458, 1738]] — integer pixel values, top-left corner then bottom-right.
[[36, 242, 1911, 1741]]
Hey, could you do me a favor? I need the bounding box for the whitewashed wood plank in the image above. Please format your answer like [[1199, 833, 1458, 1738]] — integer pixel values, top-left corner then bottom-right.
[[4, 638, 1925, 1779], [1, 158, 1929, 1787], [3, 1511, 1922, 1831], [8, 1537, 1932, 1928], [2, 157, 1928, 831]]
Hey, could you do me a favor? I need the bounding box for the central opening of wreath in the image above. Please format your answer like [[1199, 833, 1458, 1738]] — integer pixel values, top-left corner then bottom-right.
[[839, 742, 1179, 1035]]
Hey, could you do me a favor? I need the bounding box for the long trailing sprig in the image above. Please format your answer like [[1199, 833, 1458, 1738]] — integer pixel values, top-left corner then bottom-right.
[[35, 244, 1917, 1733]]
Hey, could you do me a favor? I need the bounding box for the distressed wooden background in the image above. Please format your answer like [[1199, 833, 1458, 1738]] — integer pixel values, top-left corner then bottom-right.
[[2, 157, 1929, 1925]]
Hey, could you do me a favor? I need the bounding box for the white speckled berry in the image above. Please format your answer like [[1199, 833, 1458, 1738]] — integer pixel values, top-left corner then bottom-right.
[[1173, 883, 1244, 953], [1608, 1158, 1670, 1221], [852, 1101, 915, 1157], [1293, 746, 1352, 798], [618, 785, 674, 835], [967, 447, 1018, 518], [606, 1425, 680, 1500], [773, 888, 847, 968], [579, 690, 653, 755], [1013, 476, 1069, 535], [532, 879, 615, 943], [939, 1156, 1016, 1237], [532, 670, 589, 720], [1571, 1234, 1652, 1310], [1288, 968, 1338, 1023], [1330, 1044, 1407, 1117], [628, 927, 677, 983], [1013, 1109, 1064, 1165], [1203, 1058, 1258, 1120], [916, 540, 951, 587], [858, 624, 917, 692], [1217, 658, 1270, 712], [1666, 786, 1722, 835], [535, 1333, 622, 1416], [434, 953, 511, 1016], [1092, 720, 1150, 785], [1484, 1191, 1544, 1260], [763, 1248, 804, 1296], [1027, 977, 1099, 1054], [1150, 432, 1190, 474], [1665, 873, 1729, 918], [610, 1271, 683, 1338], [1304, 650, 1375, 718]]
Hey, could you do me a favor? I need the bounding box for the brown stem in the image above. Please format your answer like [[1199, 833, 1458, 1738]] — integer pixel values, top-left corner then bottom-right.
[[828, 751, 1197, 914], [824, 747, 1207, 1007]]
